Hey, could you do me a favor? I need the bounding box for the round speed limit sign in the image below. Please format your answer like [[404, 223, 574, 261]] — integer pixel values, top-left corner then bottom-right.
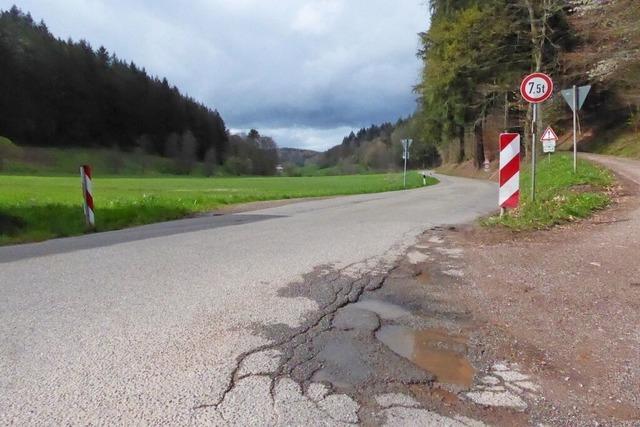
[[520, 73, 553, 104]]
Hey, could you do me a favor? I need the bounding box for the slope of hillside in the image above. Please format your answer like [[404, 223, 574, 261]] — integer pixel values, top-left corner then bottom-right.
[[563, 0, 640, 157], [278, 148, 320, 167]]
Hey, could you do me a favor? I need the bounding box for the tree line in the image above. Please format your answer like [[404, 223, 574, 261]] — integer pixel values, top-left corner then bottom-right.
[[0, 7, 236, 172], [415, 0, 572, 167], [308, 119, 440, 175]]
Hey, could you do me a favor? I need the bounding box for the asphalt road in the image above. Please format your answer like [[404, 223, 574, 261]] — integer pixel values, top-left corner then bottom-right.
[[0, 174, 496, 425]]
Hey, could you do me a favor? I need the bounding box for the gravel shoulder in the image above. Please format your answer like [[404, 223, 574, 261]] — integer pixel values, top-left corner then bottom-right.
[[450, 154, 640, 424]]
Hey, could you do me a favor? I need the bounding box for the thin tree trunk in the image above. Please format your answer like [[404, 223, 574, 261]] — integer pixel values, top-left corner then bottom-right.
[[458, 125, 465, 163], [524, 0, 545, 160], [524, 0, 543, 72], [504, 92, 509, 131], [474, 117, 485, 169]]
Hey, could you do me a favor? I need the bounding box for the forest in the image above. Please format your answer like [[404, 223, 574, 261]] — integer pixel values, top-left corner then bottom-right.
[[308, 119, 441, 175], [3, 2, 637, 178], [415, 0, 640, 167], [0, 6, 232, 172]]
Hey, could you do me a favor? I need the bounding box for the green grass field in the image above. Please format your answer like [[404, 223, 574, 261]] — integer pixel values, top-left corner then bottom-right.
[[483, 154, 613, 230], [0, 172, 437, 244]]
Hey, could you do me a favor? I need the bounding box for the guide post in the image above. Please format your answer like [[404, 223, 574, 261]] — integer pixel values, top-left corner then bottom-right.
[[401, 139, 413, 188]]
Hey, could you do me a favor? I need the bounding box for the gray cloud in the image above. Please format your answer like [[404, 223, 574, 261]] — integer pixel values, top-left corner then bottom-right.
[[3, 0, 429, 150]]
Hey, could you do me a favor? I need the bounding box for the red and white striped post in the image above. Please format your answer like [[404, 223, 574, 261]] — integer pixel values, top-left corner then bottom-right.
[[499, 133, 521, 214], [80, 165, 95, 229]]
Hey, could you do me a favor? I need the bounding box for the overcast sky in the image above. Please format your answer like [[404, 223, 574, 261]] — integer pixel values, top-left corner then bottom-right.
[[3, 0, 429, 151]]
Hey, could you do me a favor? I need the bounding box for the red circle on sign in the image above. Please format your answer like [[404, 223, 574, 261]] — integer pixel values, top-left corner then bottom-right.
[[520, 72, 554, 104]]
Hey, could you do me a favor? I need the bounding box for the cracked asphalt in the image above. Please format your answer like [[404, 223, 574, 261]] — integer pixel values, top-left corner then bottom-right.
[[0, 174, 496, 425]]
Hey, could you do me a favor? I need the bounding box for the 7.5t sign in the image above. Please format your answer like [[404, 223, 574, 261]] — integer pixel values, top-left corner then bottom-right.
[[520, 72, 554, 104]]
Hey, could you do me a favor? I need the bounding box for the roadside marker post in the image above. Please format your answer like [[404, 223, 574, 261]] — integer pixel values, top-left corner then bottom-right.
[[561, 85, 591, 173], [80, 165, 95, 229], [520, 72, 554, 202], [401, 139, 413, 188], [499, 133, 521, 215]]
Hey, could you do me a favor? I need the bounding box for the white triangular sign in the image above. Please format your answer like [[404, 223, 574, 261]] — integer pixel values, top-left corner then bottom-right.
[[541, 126, 558, 142]]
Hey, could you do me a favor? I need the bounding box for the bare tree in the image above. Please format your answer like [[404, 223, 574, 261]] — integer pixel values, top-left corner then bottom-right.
[[522, 0, 564, 158]]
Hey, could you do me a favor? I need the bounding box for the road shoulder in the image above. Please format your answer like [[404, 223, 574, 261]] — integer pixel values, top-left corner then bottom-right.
[[450, 154, 640, 424]]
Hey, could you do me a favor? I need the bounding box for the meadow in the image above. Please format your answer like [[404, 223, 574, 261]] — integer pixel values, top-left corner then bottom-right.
[[0, 172, 437, 244]]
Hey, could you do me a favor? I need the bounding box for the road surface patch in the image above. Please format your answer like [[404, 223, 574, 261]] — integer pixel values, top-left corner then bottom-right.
[[463, 362, 541, 411], [380, 407, 483, 427], [375, 393, 421, 408], [407, 250, 429, 264], [442, 269, 465, 278]]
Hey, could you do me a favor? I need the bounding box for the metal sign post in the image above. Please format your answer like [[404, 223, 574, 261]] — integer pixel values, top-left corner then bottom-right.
[[520, 72, 554, 202], [401, 139, 413, 188], [561, 84, 591, 173], [531, 104, 537, 198], [573, 85, 578, 172]]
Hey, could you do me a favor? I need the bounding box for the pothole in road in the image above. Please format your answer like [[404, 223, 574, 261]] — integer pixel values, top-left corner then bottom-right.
[[375, 325, 475, 388], [198, 234, 546, 426], [349, 298, 412, 320]]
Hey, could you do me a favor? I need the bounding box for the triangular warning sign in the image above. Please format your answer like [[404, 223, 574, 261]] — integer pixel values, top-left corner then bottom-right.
[[540, 126, 558, 142]]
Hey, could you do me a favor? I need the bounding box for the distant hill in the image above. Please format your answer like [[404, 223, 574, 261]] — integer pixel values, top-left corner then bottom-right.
[[278, 148, 320, 167], [311, 119, 440, 174]]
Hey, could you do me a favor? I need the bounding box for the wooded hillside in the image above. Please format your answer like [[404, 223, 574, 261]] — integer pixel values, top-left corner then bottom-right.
[[416, 0, 640, 166], [0, 6, 228, 166], [309, 119, 441, 175]]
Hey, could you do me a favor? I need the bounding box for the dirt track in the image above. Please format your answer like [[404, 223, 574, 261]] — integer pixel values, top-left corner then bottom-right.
[[452, 154, 640, 425]]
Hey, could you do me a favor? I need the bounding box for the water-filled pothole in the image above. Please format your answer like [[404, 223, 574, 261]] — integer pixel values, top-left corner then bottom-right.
[[349, 299, 412, 320], [376, 325, 474, 387]]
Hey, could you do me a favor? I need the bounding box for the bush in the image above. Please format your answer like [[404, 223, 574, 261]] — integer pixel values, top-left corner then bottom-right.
[[0, 136, 21, 172], [223, 156, 253, 175]]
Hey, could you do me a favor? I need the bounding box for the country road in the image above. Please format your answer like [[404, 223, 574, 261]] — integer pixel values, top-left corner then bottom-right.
[[0, 174, 496, 425]]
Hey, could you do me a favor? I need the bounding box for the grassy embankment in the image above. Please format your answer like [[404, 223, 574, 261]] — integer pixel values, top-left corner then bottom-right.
[[0, 140, 176, 176], [585, 128, 640, 159], [0, 172, 437, 245], [483, 154, 613, 230]]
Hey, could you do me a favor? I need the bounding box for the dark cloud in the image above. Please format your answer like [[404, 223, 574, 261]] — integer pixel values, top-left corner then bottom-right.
[[2, 0, 428, 149]]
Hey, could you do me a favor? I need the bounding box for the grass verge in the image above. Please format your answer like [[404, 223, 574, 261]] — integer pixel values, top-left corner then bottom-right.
[[482, 154, 613, 230], [0, 172, 437, 245]]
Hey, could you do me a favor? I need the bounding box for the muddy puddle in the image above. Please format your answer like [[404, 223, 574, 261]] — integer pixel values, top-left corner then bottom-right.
[[376, 325, 474, 387], [350, 299, 412, 320]]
